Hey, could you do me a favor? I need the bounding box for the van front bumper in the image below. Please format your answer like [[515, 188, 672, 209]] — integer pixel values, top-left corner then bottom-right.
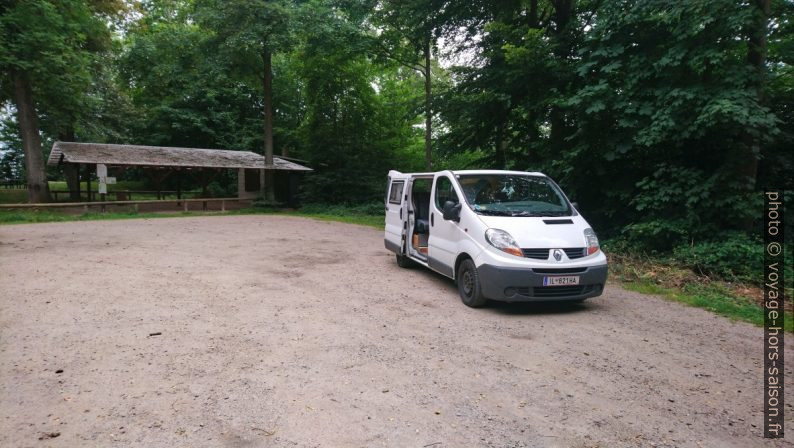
[[476, 264, 608, 302]]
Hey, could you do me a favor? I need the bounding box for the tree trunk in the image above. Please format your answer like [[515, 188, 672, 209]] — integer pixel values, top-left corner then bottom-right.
[[529, 0, 538, 27], [739, 0, 769, 191], [423, 37, 432, 171], [526, 110, 539, 168], [262, 48, 276, 202], [549, 0, 576, 152], [63, 164, 80, 200], [11, 70, 50, 203], [495, 118, 507, 169]]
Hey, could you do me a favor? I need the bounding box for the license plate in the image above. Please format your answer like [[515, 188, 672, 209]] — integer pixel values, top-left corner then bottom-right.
[[543, 276, 580, 286]]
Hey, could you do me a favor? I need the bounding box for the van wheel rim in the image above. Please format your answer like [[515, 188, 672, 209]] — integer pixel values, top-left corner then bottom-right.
[[462, 270, 473, 296]]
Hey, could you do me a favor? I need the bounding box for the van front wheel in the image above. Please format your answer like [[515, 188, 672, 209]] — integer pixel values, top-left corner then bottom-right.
[[396, 253, 413, 268], [457, 259, 487, 308]]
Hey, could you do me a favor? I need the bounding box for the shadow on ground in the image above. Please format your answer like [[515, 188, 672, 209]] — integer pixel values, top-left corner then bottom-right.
[[404, 260, 598, 317]]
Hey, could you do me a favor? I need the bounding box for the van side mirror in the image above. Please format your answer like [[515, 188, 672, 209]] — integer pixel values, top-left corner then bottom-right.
[[571, 201, 579, 210], [442, 201, 462, 222]]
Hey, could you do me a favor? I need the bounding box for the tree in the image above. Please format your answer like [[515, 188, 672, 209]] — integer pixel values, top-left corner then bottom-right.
[[565, 0, 781, 246], [438, 0, 555, 170], [195, 0, 294, 203], [374, 0, 447, 170], [297, 0, 424, 202], [0, 0, 119, 202]]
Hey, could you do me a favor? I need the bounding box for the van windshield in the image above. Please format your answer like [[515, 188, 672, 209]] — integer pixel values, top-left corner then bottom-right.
[[457, 174, 572, 217]]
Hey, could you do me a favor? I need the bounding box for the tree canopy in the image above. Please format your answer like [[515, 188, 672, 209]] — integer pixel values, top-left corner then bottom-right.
[[1, 0, 792, 249]]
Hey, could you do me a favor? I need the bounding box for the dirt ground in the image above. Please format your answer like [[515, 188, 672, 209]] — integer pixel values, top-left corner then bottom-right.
[[0, 215, 791, 447]]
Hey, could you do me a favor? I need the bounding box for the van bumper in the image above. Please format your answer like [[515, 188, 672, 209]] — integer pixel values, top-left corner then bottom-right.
[[476, 264, 608, 302]]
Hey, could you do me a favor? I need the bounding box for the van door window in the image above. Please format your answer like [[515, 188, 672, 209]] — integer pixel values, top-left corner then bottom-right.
[[435, 176, 459, 210], [388, 180, 404, 204]]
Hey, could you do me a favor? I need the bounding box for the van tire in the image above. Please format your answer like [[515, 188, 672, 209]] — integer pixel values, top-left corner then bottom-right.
[[457, 259, 487, 308], [396, 253, 413, 268]]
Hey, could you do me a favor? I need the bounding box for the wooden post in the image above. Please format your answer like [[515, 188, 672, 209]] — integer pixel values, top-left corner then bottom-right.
[[86, 164, 92, 202], [75, 164, 81, 201], [155, 168, 161, 200], [97, 164, 107, 212], [176, 169, 182, 206], [183, 201, 188, 212], [221, 200, 226, 212]]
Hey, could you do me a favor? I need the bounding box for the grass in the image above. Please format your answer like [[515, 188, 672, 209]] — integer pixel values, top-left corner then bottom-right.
[[0, 189, 28, 204], [282, 212, 383, 228], [0, 206, 385, 228], [47, 180, 147, 191], [608, 250, 793, 332]]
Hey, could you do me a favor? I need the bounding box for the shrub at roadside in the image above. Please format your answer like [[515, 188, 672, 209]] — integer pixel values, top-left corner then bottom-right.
[[671, 232, 763, 283]]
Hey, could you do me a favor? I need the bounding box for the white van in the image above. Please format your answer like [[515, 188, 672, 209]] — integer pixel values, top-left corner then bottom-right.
[[384, 170, 608, 307]]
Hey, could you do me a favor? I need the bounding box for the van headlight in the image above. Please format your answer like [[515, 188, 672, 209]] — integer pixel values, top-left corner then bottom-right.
[[584, 228, 600, 255], [485, 229, 523, 257]]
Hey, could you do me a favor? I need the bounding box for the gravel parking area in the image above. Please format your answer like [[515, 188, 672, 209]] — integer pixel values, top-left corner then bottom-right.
[[0, 215, 791, 447]]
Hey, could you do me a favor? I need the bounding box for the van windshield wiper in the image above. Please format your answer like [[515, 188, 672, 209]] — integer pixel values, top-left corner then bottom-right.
[[536, 212, 570, 217], [475, 209, 513, 216], [514, 211, 570, 217]]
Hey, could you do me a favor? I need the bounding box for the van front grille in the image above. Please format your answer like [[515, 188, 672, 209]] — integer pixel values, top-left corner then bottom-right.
[[563, 248, 586, 259], [521, 248, 586, 260], [521, 248, 549, 259]]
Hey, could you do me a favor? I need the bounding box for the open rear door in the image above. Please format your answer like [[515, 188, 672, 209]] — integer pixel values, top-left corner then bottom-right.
[[384, 171, 408, 254]]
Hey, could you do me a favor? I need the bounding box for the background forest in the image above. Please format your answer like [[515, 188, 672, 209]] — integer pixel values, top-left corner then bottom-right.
[[1, 0, 793, 280]]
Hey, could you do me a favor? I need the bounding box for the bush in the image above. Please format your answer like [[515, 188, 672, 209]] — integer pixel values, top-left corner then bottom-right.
[[621, 219, 689, 253], [672, 233, 763, 283], [207, 180, 237, 198]]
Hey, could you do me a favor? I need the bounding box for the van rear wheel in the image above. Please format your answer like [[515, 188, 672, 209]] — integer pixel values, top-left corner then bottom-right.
[[457, 259, 487, 308]]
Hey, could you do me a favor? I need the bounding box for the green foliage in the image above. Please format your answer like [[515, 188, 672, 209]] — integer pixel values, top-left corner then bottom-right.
[[119, 18, 259, 149], [672, 233, 763, 283], [436, 0, 792, 271], [560, 0, 783, 243], [608, 243, 793, 330], [294, 2, 425, 203], [207, 180, 236, 198], [0, 188, 27, 204], [0, 0, 120, 135], [0, 104, 23, 179]]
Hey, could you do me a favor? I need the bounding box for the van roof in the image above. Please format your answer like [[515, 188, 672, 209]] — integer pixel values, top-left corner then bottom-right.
[[452, 169, 545, 176], [389, 169, 546, 178]]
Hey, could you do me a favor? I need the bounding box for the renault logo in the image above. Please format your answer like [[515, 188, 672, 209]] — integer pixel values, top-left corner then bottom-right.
[[552, 249, 563, 261]]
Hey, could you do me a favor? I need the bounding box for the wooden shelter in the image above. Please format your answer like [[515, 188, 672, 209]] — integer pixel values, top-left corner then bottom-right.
[[46, 142, 312, 204]]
